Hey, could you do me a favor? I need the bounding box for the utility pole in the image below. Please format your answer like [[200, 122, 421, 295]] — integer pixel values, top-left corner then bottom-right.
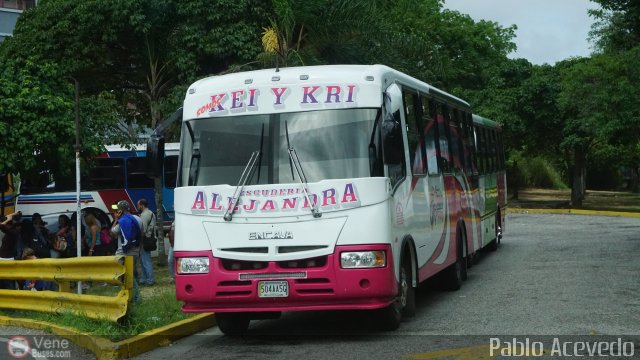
[[71, 77, 82, 294]]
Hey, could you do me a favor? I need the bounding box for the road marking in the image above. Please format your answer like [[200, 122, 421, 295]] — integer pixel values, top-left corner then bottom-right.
[[404, 344, 540, 360]]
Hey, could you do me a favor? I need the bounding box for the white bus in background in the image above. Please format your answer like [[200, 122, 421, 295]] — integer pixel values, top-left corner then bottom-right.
[[148, 64, 507, 335], [15, 143, 180, 232]]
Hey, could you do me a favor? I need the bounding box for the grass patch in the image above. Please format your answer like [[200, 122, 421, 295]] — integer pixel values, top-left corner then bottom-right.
[[510, 188, 640, 212], [0, 261, 192, 342]]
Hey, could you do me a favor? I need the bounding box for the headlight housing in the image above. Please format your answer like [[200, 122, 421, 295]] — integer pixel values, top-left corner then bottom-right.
[[177, 257, 210, 274], [340, 251, 386, 268]]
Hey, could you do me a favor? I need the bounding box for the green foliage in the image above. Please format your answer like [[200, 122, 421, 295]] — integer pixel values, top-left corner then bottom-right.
[[589, 0, 640, 53], [257, 0, 378, 67], [508, 152, 568, 189]]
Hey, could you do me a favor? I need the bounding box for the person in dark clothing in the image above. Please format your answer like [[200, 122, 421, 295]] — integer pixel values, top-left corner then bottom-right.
[[30, 213, 51, 258], [0, 211, 21, 289], [21, 248, 56, 291]]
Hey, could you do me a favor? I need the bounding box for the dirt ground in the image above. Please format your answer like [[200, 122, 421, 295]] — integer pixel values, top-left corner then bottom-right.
[[508, 188, 640, 213]]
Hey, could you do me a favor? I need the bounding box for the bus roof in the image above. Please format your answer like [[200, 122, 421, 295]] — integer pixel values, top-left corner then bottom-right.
[[184, 65, 470, 120], [472, 114, 501, 130]]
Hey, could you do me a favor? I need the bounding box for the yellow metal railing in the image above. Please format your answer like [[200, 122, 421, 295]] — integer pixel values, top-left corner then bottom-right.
[[0, 256, 133, 322]]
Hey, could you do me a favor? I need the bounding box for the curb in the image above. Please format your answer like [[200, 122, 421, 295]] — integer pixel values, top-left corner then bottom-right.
[[507, 208, 640, 218], [0, 313, 217, 359]]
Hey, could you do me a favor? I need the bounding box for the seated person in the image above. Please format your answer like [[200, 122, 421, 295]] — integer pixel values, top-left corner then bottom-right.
[[21, 248, 56, 291]]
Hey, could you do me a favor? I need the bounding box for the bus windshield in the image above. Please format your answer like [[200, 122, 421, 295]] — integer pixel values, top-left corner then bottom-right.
[[180, 108, 379, 186]]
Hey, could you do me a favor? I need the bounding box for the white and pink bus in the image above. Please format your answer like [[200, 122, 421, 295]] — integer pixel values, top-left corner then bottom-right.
[[152, 65, 507, 335]]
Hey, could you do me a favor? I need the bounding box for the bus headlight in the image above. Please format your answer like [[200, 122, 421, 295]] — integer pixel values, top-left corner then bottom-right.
[[340, 251, 386, 268], [177, 257, 210, 274]]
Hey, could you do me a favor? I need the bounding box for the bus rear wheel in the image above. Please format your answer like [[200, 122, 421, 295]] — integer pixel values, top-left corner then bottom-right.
[[488, 213, 501, 251], [215, 312, 250, 336], [443, 230, 466, 291]]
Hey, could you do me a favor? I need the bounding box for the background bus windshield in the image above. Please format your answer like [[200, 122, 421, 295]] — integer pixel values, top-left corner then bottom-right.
[[180, 108, 378, 186]]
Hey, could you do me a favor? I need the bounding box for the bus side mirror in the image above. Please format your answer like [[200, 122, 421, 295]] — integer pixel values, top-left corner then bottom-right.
[[146, 135, 165, 178]]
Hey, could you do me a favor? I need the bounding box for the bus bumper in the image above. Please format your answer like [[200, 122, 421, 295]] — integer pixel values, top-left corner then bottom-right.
[[175, 244, 397, 313]]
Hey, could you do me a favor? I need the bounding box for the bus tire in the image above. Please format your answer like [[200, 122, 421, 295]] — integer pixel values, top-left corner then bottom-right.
[[215, 313, 250, 336], [377, 252, 413, 330], [401, 252, 416, 318], [487, 213, 501, 251], [443, 231, 466, 291]]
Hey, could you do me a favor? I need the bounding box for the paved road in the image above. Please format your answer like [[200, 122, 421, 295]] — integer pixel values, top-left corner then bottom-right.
[[135, 213, 640, 359]]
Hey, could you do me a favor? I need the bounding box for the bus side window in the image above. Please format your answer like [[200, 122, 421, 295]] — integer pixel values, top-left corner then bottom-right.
[[89, 158, 124, 190], [449, 108, 463, 172], [464, 113, 477, 174], [436, 104, 450, 173], [490, 130, 498, 172], [164, 155, 178, 189], [479, 127, 488, 174], [0, 173, 8, 193], [403, 90, 425, 176], [127, 157, 155, 189], [382, 85, 406, 188], [422, 97, 439, 175]]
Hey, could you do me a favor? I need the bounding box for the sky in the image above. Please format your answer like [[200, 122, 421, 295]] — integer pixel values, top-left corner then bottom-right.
[[442, 0, 600, 65]]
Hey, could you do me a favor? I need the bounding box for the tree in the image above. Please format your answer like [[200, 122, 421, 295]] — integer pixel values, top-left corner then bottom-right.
[[0, 0, 272, 262], [558, 52, 640, 205], [589, 0, 640, 53], [258, 0, 377, 67]]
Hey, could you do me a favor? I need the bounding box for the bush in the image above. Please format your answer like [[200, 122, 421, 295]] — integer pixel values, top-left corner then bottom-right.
[[507, 153, 567, 189]]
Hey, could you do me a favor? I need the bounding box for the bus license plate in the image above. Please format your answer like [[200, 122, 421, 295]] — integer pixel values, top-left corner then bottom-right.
[[258, 281, 288, 298]]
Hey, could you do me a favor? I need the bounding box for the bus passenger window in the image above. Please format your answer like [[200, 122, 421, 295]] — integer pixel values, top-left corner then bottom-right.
[[127, 157, 154, 189], [382, 85, 406, 188], [436, 104, 450, 173], [382, 109, 405, 178], [89, 158, 125, 190], [403, 91, 425, 176], [449, 109, 463, 172], [422, 97, 439, 175]]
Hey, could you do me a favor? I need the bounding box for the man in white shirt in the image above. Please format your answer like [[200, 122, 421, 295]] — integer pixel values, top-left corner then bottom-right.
[[136, 198, 155, 286]]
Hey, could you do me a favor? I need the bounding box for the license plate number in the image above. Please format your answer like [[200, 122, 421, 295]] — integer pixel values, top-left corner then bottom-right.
[[258, 281, 288, 298]]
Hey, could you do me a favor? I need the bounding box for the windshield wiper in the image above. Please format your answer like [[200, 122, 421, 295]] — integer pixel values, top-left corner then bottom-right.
[[285, 121, 321, 218], [224, 150, 261, 221]]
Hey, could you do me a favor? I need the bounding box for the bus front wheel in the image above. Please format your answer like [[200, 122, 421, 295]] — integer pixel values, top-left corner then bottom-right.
[[215, 313, 250, 336], [377, 253, 414, 330]]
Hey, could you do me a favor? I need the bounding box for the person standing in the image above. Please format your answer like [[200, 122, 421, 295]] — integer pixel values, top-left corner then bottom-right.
[[84, 213, 103, 256], [0, 212, 21, 289], [136, 198, 155, 286], [29, 213, 50, 259], [110, 200, 142, 303]]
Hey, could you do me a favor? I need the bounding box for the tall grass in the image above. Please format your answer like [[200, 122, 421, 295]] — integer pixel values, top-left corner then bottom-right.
[[508, 153, 568, 189]]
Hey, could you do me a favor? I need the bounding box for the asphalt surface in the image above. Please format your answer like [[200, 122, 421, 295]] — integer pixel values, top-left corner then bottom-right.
[[133, 213, 640, 359]]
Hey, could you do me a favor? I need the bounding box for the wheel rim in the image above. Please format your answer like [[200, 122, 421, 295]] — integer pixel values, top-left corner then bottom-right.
[[399, 266, 408, 308]]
